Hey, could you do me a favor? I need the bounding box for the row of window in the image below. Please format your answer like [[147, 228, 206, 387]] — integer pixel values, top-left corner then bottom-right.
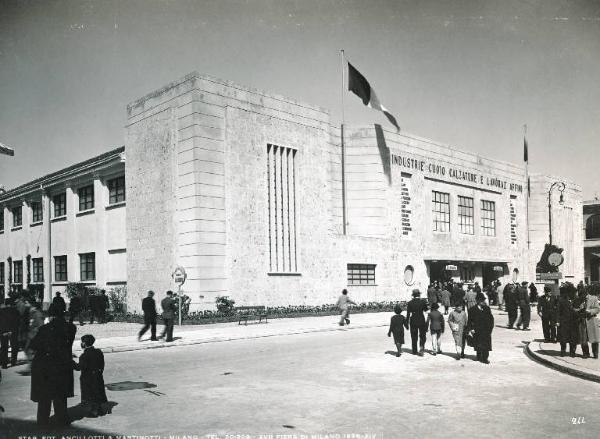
[[432, 191, 496, 236], [0, 176, 125, 231], [0, 253, 96, 285]]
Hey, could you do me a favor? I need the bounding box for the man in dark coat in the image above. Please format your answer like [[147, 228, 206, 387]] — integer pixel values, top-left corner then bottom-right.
[[73, 334, 107, 417], [29, 304, 77, 426], [160, 291, 177, 342], [537, 285, 558, 342], [138, 290, 158, 341], [52, 292, 67, 316], [68, 295, 84, 326], [427, 284, 438, 306], [557, 289, 578, 357], [98, 290, 109, 323], [406, 289, 428, 356], [0, 302, 21, 368], [516, 282, 531, 330], [467, 292, 494, 363], [504, 284, 518, 328]]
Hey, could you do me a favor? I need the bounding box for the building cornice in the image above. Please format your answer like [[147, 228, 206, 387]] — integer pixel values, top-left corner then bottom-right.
[[0, 146, 125, 203]]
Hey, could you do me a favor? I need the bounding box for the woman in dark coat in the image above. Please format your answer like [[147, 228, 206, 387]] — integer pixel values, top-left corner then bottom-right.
[[73, 334, 108, 416], [557, 289, 578, 357], [29, 304, 77, 426], [387, 304, 408, 357], [467, 293, 494, 364]]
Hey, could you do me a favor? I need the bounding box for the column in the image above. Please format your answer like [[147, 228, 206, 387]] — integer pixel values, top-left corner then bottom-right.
[[94, 175, 107, 287]]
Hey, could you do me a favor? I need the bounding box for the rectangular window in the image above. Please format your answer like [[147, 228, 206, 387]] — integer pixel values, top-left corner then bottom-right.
[[12, 206, 22, 227], [31, 202, 43, 223], [80, 253, 95, 281], [347, 264, 376, 286], [32, 258, 44, 283], [458, 196, 474, 235], [78, 185, 94, 211], [108, 176, 126, 204], [267, 144, 298, 273], [53, 193, 66, 218], [0, 262, 4, 284], [0, 210, 4, 232], [13, 260, 23, 284], [481, 200, 496, 236], [432, 191, 450, 232], [55, 256, 67, 282]]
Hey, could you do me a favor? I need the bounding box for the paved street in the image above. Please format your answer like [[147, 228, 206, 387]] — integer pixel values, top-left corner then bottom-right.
[[1, 311, 598, 439]]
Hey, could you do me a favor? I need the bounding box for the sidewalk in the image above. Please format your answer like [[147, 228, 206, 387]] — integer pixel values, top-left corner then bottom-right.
[[526, 338, 600, 383], [69, 311, 393, 355]]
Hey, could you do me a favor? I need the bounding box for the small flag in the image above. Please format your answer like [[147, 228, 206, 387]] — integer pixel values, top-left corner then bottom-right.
[[0, 142, 14, 156], [523, 137, 528, 162], [347, 62, 400, 132]]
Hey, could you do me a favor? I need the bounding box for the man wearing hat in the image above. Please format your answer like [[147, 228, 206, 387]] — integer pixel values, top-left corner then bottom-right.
[[517, 281, 531, 330], [467, 292, 495, 363], [406, 289, 429, 355]]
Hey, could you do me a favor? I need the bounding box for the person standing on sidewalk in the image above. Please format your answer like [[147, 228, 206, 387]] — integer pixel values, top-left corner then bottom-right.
[[68, 295, 84, 326], [138, 291, 158, 341], [448, 304, 468, 360], [336, 289, 356, 326], [387, 304, 408, 357], [72, 334, 108, 417], [467, 292, 494, 364], [406, 289, 428, 356], [516, 281, 531, 330], [557, 289, 577, 357], [537, 286, 558, 342], [582, 289, 600, 359], [160, 291, 177, 342], [504, 284, 518, 328], [464, 286, 478, 312], [426, 303, 445, 355]]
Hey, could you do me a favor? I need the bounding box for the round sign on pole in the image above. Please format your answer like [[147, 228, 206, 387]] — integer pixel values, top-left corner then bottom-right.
[[172, 266, 187, 285]]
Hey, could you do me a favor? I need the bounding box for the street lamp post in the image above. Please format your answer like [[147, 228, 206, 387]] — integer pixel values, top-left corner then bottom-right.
[[547, 181, 566, 245]]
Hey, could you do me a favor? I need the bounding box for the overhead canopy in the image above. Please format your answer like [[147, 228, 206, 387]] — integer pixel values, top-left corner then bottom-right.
[[423, 257, 509, 264]]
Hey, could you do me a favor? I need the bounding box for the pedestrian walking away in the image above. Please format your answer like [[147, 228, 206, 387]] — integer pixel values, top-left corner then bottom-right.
[[467, 292, 494, 364], [440, 286, 451, 315], [73, 334, 108, 417], [139, 290, 158, 341], [336, 289, 357, 326], [426, 303, 445, 355], [0, 301, 20, 369], [516, 281, 531, 330], [52, 292, 67, 316], [448, 304, 468, 360], [504, 284, 518, 328], [29, 303, 77, 426], [537, 286, 558, 342], [387, 304, 408, 357], [406, 289, 428, 355], [160, 291, 177, 342]]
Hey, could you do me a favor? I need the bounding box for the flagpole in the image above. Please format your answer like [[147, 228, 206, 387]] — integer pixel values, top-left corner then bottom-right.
[[524, 124, 531, 283], [340, 49, 347, 235]]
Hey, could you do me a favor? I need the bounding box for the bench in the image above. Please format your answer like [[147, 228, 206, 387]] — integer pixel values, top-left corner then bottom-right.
[[237, 306, 268, 325]]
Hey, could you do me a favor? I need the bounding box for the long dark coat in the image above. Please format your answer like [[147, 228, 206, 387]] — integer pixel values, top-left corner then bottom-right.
[[557, 297, 578, 344], [30, 318, 77, 402], [388, 314, 408, 344], [406, 298, 428, 328], [74, 347, 108, 404], [467, 305, 494, 352]]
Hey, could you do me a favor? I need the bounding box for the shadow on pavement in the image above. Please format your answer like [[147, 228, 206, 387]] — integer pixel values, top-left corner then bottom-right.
[[2, 417, 120, 439], [105, 381, 156, 391], [67, 401, 119, 422]]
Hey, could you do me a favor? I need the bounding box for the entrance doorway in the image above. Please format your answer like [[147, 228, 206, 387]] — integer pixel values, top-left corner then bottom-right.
[[592, 256, 600, 283], [482, 263, 505, 288]]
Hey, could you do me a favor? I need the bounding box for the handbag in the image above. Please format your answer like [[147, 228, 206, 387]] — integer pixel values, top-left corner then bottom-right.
[[465, 332, 475, 347]]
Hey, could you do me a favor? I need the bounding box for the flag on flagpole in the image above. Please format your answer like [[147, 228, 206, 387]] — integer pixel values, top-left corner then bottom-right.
[[347, 61, 400, 132], [0, 142, 14, 156], [523, 137, 528, 162]]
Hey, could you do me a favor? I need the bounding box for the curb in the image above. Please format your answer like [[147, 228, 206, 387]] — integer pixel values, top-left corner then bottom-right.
[[82, 321, 388, 355], [525, 341, 600, 384]]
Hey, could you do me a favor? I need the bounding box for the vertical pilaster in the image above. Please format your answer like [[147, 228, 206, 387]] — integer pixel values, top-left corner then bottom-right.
[[94, 175, 107, 287], [66, 184, 78, 282]]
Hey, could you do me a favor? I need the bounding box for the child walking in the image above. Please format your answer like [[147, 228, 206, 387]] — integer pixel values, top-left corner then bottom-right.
[[73, 334, 108, 417], [427, 303, 445, 355], [387, 304, 408, 357]]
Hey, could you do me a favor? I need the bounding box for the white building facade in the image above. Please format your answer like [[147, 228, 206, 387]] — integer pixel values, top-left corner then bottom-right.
[[0, 72, 584, 311]]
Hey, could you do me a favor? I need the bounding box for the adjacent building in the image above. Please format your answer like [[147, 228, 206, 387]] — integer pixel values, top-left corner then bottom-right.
[[583, 199, 600, 283], [0, 72, 584, 311]]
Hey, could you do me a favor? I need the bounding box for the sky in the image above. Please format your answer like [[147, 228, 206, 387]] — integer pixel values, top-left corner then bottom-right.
[[1, 0, 599, 199]]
